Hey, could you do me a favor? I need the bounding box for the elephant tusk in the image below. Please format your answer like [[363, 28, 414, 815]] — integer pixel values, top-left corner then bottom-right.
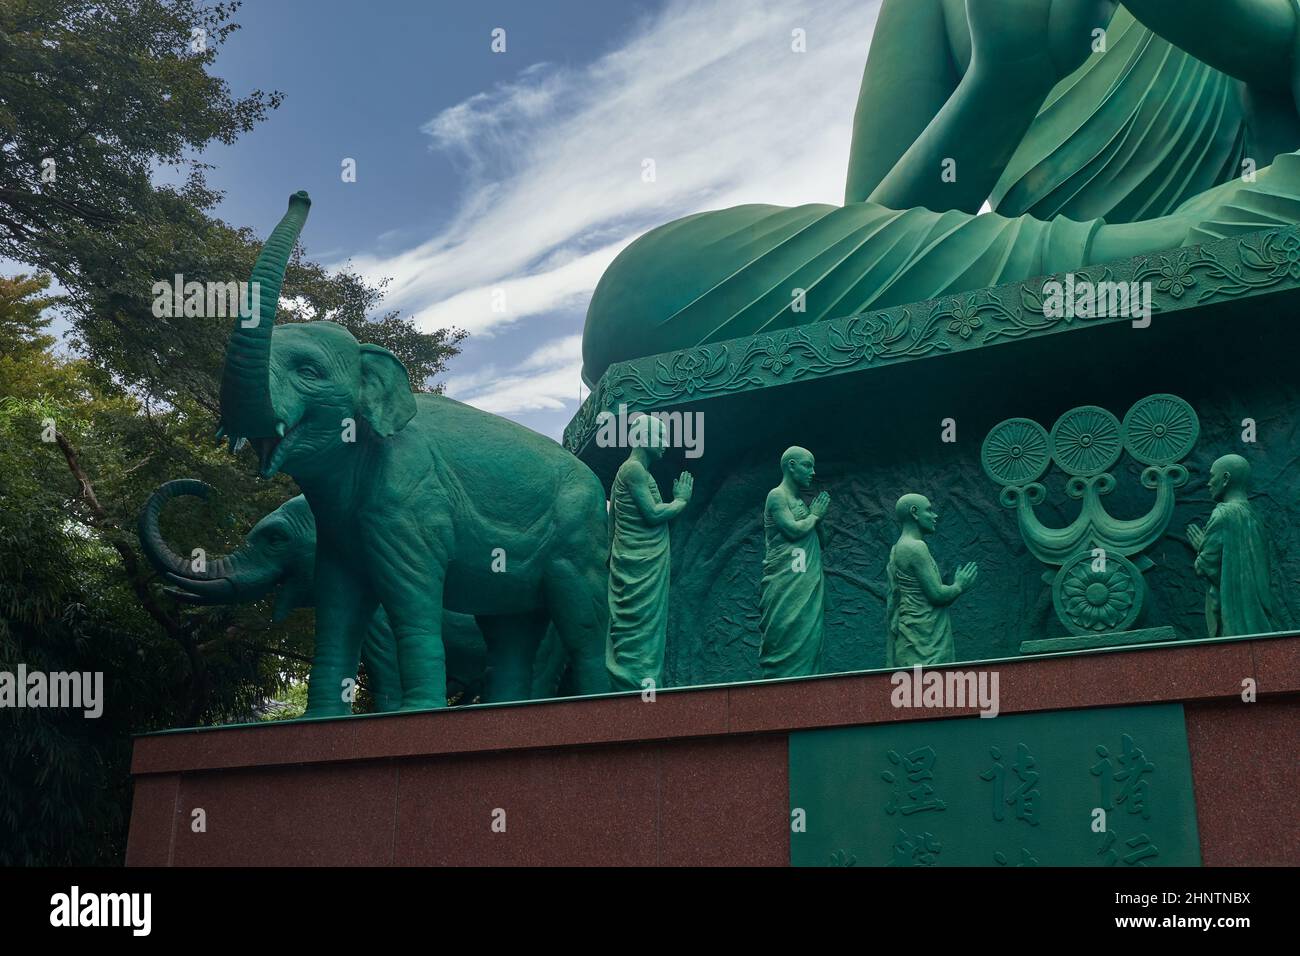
[[163, 572, 236, 600], [164, 586, 226, 606]]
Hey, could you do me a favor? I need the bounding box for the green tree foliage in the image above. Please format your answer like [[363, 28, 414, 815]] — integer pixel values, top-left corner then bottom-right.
[[0, 0, 278, 274], [0, 1, 466, 863], [0, 274, 312, 864]]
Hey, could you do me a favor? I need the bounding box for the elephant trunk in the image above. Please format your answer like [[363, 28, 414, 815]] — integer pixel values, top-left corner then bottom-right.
[[218, 190, 312, 449], [138, 480, 239, 601]]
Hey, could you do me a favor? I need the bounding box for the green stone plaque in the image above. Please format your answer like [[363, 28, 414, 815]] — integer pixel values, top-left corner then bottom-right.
[[790, 703, 1201, 867]]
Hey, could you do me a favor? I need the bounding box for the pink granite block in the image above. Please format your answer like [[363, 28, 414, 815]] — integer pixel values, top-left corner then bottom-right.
[[393, 744, 661, 866], [1250, 636, 1300, 696], [1185, 696, 1300, 866], [124, 773, 179, 867], [657, 735, 788, 865], [170, 760, 399, 866], [726, 674, 873, 733]]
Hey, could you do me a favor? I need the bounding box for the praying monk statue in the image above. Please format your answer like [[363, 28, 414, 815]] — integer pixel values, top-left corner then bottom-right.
[[886, 494, 978, 667], [582, 0, 1300, 384], [759, 447, 831, 678], [606, 414, 693, 690], [1187, 454, 1280, 638]]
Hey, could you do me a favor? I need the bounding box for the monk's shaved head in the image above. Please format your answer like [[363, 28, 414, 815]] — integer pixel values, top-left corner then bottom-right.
[[1209, 453, 1251, 502], [781, 446, 813, 471], [629, 412, 667, 448], [896, 493, 929, 523], [1212, 453, 1250, 484]]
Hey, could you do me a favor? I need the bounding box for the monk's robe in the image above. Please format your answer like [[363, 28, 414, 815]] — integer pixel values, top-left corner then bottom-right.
[[758, 497, 825, 677], [1194, 500, 1280, 638], [885, 544, 956, 667], [606, 460, 671, 690]]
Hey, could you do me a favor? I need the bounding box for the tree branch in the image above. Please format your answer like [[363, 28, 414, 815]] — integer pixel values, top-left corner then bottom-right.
[[53, 429, 211, 720]]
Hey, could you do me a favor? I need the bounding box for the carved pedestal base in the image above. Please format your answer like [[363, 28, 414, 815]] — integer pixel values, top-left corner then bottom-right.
[[1019, 625, 1178, 655]]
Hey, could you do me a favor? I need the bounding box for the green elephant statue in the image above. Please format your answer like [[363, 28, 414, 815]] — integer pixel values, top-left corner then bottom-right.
[[216, 191, 610, 716], [137, 480, 570, 710]]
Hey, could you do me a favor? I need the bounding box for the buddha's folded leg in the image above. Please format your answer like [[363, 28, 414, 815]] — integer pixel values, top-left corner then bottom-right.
[[1090, 151, 1300, 260], [583, 154, 1300, 381], [582, 200, 1103, 382]]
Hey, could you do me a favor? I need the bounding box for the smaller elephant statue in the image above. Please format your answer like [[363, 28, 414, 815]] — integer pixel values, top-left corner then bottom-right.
[[138, 480, 568, 711]]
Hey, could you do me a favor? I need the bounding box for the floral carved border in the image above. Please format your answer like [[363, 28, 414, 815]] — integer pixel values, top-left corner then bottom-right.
[[563, 225, 1300, 454]]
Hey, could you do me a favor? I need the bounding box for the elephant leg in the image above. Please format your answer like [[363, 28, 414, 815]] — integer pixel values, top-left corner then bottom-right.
[[543, 556, 611, 696], [359, 610, 402, 713], [307, 555, 376, 718], [476, 611, 547, 704], [366, 524, 450, 712], [529, 624, 569, 700], [390, 606, 448, 712]]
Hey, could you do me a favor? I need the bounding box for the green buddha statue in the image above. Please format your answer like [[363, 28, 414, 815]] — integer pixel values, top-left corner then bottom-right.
[[583, 0, 1300, 384], [606, 414, 694, 690], [1187, 454, 1281, 637], [759, 447, 831, 678]]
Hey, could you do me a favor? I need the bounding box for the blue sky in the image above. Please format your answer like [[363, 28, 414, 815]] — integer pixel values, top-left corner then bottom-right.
[[197, 0, 883, 440]]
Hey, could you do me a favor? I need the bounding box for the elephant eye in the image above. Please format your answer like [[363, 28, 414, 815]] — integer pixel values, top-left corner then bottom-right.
[[298, 363, 323, 380]]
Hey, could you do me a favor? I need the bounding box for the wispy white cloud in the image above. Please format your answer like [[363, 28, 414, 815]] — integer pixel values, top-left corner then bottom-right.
[[445, 335, 584, 414], [350, 0, 883, 419]]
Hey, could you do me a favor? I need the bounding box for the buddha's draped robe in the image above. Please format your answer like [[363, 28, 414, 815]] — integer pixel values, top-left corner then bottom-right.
[[582, 201, 1101, 384], [1194, 500, 1280, 637], [886, 544, 956, 667], [758, 496, 825, 677], [606, 460, 671, 689], [580, 8, 1300, 384], [991, 7, 1249, 223]]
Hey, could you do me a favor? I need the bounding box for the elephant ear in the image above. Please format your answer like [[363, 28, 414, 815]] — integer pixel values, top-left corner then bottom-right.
[[358, 343, 417, 437]]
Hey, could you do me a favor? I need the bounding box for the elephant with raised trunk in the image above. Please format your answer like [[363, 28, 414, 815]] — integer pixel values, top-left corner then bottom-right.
[[215, 191, 610, 716], [138, 480, 569, 708]]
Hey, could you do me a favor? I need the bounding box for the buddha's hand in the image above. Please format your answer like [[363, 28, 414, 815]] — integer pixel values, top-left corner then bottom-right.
[[810, 492, 830, 519], [966, 0, 1117, 90], [1187, 523, 1205, 552], [954, 561, 979, 592]]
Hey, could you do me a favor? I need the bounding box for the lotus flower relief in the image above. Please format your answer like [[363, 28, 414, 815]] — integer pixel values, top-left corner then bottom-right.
[[945, 299, 983, 340], [755, 335, 797, 375], [1059, 558, 1138, 633], [657, 348, 722, 395], [1241, 230, 1300, 282], [1155, 256, 1196, 298]]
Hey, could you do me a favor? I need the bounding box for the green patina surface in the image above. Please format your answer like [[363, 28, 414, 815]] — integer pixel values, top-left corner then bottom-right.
[[578, 0, 1300, 400], [790, 702, 1201, 867], [142, 2, 1300, 721], [175, 194, 614, 716], [580, 294, 1300, 685], [565, 224, 1300, 458], [982, 395, 1199, 638], [758, 447, 830, 678], [606, 415, 693, 690], [139, 485, 568, 706], [1019, 625, 1176, 654]]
